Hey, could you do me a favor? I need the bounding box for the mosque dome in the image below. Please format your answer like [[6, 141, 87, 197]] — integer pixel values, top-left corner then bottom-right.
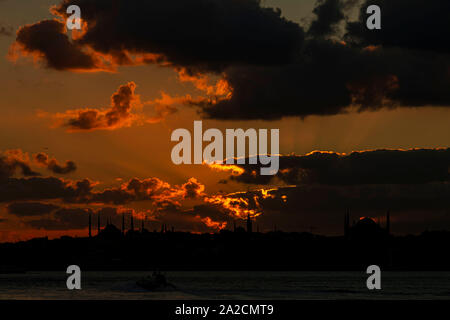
[[350, 217, 384, 239]]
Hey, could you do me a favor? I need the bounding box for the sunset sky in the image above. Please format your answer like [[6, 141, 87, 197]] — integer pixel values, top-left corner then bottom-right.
[[0, 0, 449, 242]]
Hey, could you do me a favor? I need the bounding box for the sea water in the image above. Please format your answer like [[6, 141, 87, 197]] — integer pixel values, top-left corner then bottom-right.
[[0, 271, 449, 300]]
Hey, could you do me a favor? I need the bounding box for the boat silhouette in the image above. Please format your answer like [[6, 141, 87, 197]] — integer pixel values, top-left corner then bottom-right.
[[136, 271, 176, 291]]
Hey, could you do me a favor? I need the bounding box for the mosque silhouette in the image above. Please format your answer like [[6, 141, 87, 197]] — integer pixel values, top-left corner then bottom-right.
[[2, 209, 450, 272]]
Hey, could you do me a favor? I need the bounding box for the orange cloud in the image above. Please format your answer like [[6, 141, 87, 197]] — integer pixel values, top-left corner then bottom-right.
[[44, 82, 188, 131], [50, 82, 142, 131], [204, 193, 261, 220], [180, 177, 206, 199], [178, 68, 232, 97], [197, 216, 227, 230], [143, 92, 182, 124], [176, 68, 233, 107]]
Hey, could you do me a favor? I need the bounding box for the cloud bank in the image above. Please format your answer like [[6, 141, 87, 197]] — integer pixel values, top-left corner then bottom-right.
[[10, 0, 450, 120]]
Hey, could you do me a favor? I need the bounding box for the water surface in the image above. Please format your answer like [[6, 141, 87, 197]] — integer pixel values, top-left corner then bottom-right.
[[0, 271, 449, 300]]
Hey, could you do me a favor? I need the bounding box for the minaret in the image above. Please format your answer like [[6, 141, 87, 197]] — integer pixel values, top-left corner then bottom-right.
[[130, 213, 134, 232], [344, 209, 350, 238], [247, 214, 252, 233], [141, 218, 144, 232], [88, 212, 92, 238], [386, 210, 390, 235], [97, 213, 101, 235]]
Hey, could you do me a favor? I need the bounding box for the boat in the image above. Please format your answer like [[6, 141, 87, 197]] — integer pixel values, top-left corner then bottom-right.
[[136, 272, 176, 291]]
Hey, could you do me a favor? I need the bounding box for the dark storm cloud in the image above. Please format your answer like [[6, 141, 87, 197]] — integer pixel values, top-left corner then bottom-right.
[[260, 183, 450, 214], [14, 20, 97, 70], [7, 202, 59, 217], [90, 188, 134, 205], [345, 0, 450, 54], [0, 177, 93, 203], [196, 0, 450, 119], [12, 0, 450, 119], [199, 40, 450, 119], [0, 172, 204, 207], [223, 148, 450, 185], [27, 208, 92, 230], [308, 0, 350, 37], [34, 152, 77, 174], [51, 0, 304, 73], [13, 0, 303, 73]]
